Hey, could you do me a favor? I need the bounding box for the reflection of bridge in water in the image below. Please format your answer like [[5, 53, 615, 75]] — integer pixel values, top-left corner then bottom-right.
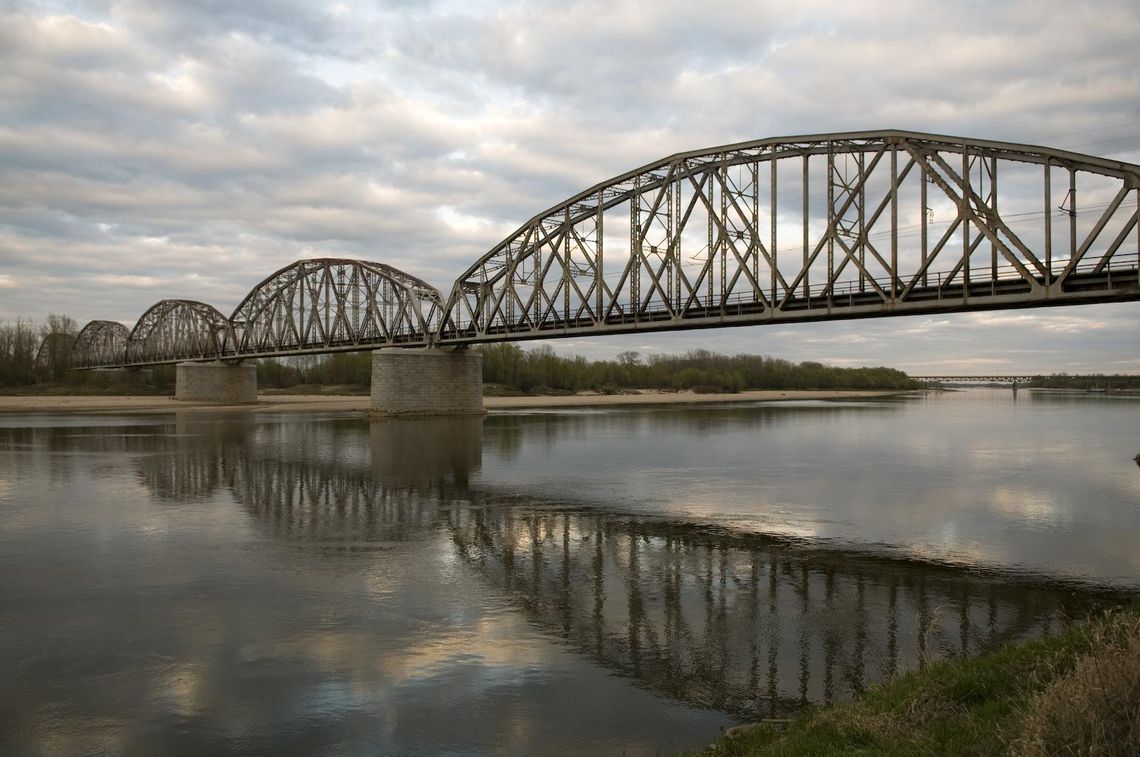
[[130, 414, 1118, 719], [449, 507, 1097, 717], [133, 415, 478, 544], [228, 418, 481, 546]]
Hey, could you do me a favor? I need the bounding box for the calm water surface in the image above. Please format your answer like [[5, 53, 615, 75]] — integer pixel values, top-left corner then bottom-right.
[[1, 390, 1138, 755]]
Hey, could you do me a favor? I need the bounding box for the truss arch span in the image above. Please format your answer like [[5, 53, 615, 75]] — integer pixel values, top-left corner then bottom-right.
[[73, 320, 129, 369], [439, 129, 1140, 343], [229, 258, 443, 357], [126, 299, 232, 365]]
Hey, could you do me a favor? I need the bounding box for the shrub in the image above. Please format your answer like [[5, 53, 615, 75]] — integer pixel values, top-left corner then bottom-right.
[[1010, 612, 1140, 757]]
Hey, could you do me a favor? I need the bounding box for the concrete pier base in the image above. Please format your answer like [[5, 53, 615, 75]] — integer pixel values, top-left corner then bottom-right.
[[175, 361, 257, 403], [370, 348, 484, 417]]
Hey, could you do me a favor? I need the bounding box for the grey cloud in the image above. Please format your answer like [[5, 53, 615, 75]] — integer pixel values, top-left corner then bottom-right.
[[0, 0, 1137, 372], [110, 0, 343, 55], [191, 38, 347, 116]]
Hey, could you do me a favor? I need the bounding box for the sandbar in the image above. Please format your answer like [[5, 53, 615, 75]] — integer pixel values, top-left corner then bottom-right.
[[0, 389, 910, 416]]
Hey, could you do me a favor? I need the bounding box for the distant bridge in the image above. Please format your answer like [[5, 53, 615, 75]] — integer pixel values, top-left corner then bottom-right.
[[912, 375, 1034, 384], [67, 130, 1140, 369]]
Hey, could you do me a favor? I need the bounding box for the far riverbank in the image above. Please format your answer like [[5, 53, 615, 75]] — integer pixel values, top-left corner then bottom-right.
[[0, 389, 912, 416]]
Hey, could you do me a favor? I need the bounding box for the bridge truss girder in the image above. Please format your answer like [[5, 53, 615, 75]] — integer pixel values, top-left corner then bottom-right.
[[126, 299, 232, 366], [438, 130, 1140, 344], [913, 375, 1034, 384], [72, 320, 130, 369], [71, 131, 1140, 368], [228, 258, 443, 359]]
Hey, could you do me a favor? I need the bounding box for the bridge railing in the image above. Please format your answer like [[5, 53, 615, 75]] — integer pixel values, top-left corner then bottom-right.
[[712, 251, 1140, 310], [444, 253, 1139, 326]]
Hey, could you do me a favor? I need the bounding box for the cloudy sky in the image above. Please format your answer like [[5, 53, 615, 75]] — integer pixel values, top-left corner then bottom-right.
[[1, 0, 1138, 373]]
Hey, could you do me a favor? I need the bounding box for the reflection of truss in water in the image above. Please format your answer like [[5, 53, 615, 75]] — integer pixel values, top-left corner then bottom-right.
[[449, 506, 1103, 718], [225, 417, 482, 546], [132, 418, 1118, 720], [138, 448, 224, 502], [131, 418, 257, 502], [133, 416, 481, 538], [226, 456, 449, 546]]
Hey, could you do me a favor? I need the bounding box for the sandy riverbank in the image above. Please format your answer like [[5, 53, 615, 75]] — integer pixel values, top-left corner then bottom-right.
[[0, 389, 910, 416], [486, 389, 908, 409]]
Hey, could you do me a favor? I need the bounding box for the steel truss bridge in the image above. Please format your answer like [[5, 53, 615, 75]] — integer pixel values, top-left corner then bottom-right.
[[68, 130, 1140, 369]]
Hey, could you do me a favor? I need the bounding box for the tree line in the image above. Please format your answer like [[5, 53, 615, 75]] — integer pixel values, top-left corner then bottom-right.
[[256, 345, 923, 393], [0, 315, 918, 393], [256, 352, 373, 388], [25, 313, 1137, 395], [0, 315, 78, 386], [477, 343, 918, 393], [1026, 374, 1140, 390]]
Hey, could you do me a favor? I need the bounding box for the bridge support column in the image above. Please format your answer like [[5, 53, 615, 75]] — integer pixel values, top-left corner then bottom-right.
[[370, 347, 484, 417], [175, 361, 257, 403]]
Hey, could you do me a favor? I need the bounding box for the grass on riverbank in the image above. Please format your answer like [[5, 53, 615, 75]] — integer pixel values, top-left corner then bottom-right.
[[698, 606, 1140, 757]]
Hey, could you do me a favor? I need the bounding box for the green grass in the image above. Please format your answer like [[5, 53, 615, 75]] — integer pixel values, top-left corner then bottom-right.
[[695, 606, 1140, 757]]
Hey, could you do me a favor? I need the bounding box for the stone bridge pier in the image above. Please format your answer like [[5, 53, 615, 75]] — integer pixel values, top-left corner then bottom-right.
[[175, 361, 258, 403], [370, 347, 484, 417]]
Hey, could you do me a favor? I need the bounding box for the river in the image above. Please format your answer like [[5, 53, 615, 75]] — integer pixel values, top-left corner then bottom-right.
[[1, 389, 1137, 755]]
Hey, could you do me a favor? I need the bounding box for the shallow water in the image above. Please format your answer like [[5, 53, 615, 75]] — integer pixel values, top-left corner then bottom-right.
[[1, 389, 1137, 755]]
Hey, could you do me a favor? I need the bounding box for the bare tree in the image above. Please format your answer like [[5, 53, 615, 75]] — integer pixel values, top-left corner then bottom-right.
[[616, 350, 641, 368], [38, 313, 78, 382], [0, 319, 38, 385]]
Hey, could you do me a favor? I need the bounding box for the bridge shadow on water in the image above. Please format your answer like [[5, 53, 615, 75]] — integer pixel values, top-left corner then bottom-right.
[[123, 410, 1127, 721]]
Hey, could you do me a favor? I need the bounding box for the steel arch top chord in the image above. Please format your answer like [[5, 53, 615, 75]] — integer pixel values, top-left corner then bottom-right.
[[126, 299, 232, 365], [73, 320, 130, 369], [228, 258, 443, 357], [438, 129, 1140, 344]]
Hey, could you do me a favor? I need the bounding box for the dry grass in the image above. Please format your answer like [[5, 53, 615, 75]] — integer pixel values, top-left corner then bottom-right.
[[1010, 612, 1140, 757], [811, 678, 967, 740], [697, 607, 1140, 757]]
